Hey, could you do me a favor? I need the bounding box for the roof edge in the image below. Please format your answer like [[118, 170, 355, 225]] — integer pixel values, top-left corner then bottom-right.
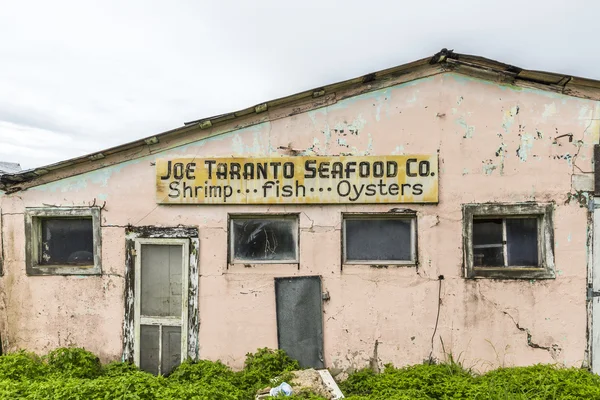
[[2, 48, 599, 192]]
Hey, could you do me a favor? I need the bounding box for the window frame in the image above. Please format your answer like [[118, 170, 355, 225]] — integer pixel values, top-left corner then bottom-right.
[[228, 213, 300, 265], [342, 212, 417, 266], [463, 203, 555, 279], [25, 207, 102, 275]]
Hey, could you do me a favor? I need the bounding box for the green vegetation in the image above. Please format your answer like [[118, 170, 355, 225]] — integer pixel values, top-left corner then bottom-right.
[[0, 347, 598, 399]]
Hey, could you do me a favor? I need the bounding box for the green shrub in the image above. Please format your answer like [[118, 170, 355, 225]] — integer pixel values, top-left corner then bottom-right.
[[0, 351, 48, 380], [0, 347, 600, 399], [45, 347, 102, 379], [239, 347, 300, 394]]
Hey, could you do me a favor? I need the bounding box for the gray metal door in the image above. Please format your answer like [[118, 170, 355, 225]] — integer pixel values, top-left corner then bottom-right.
[[275, 276, 324, 369]]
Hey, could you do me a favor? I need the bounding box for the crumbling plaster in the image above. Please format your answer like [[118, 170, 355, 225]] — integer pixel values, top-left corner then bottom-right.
[[0, 72, 597, 372]]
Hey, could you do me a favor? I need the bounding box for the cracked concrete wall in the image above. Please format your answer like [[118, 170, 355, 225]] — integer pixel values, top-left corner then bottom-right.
[[0, 72, 597, 371]]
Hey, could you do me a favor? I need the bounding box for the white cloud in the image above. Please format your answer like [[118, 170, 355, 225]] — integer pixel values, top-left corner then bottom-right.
[[0, 0, 597, 169]]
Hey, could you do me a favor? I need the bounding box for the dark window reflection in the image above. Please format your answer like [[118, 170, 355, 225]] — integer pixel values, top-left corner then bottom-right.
[[507, 218, 538, 266], [40, 218, 94, 265], [345, 218, 412, 261]]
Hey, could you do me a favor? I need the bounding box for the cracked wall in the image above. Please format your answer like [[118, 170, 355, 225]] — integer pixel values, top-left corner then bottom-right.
[[0, 72, 597, 371]]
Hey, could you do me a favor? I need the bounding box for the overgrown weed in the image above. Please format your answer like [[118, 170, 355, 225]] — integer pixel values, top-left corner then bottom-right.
[[0, 347, 598, 399]]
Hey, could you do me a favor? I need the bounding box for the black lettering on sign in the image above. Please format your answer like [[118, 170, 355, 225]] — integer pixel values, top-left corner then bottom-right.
[[216, 163, 227, 179], [331, 162, 343, 178], [185, 162, 196, 179], [168, 181, 180, 198], [419, 161, 430, 176], [386, 161, 397, 177], [243, 163, 254, 179], [270, 162, 281, 179], [412, 184, 423, 195], [318, 162, 330, 178], [359, 162, 370, 178], [337, 180, 351, 197], [373, 161, 384, 178], [283, 162, 294, 178], [282, 185, 293, 197], [256, 163, 267, 179], [173, 163, 185, 180], [160, 161, 172, 180], [230, 163, 241, 179], [406, 158, 417, 177], [305, 160, 316, 178], [344, 162, 356, 179], [204, 160, 216, 178], [388, 183, 399, 196], [365, 184, 376, 196]]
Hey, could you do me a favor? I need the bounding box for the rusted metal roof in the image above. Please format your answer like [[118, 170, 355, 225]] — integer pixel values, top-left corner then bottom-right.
[[2, 48, 600, 192]]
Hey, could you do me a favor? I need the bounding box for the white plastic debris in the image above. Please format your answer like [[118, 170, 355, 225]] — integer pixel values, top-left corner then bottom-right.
[[317, 369, 345, 399], [269, 382, 293, 396]]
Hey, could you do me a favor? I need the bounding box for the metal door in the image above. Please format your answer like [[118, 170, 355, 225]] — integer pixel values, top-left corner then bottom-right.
[[275, 276, 324, 369], [134, 238, 189, 375]]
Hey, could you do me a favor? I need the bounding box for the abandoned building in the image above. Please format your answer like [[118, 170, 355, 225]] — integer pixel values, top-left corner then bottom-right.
[[1, 49, 600, 376]]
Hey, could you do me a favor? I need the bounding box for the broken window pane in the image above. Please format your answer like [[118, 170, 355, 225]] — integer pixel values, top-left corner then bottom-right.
[[139, 325, 159, 375], [141, 245, 182, 317], [507, 218, 538, 266], [161, 326, 182, 375], [345, 218, 412, 262], [40, 218, 94, 265], [231, 218, 297, 261]]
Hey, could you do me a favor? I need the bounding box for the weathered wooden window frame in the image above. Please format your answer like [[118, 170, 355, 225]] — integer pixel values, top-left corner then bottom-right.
[[134, 238, 189, 374], [24, 207, 102, 276], [228, 213, 300, 265], [122, 226, 199, 364], [463, 203, 555, 279], [342, 212, 418, 266]]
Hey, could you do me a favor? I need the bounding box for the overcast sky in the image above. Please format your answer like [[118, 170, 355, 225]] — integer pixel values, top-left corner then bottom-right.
[[0, 0, 598, 170]]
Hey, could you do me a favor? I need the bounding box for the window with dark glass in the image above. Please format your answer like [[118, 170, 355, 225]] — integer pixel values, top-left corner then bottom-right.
[[40, 218, 94, 265], [230, 216, 298, 263], [473, 217, 539, 267], [25, 207, 101, 275], [343, 215, 416, 264], [463, 203, 554, 280]]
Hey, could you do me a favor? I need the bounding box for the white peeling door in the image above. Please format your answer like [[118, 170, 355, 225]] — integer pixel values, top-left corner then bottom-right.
[[134, 238, 189, 375]]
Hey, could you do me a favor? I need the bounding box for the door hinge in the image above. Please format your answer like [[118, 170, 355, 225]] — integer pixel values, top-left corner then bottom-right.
[[587, 286, 600, 300]]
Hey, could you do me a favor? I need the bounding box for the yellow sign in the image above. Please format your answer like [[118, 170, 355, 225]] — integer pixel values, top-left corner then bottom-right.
[[156, 155, 438, 204]]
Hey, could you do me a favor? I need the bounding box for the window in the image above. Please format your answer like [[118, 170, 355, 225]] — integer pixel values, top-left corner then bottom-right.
[[229, 215, 298, 264], [343, 214, 416, 264], [463, 203, 554, 279], [25, 207, 101, 275]]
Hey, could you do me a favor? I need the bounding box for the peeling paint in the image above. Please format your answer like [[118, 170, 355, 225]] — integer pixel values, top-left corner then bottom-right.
[[482, 161, 497, 175], [456, 117, 475, 138], [516, 133, 534, 162], [502, 106, 519, 134], [391, 145, 405, 155]]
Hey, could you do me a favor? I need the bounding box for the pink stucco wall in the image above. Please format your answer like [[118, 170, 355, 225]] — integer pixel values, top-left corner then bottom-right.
[[0, 72, 598, 373]]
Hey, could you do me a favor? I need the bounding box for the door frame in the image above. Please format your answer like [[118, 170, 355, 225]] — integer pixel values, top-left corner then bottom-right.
[[122, 226, 199, 364], [133, 238, 189, 370]]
